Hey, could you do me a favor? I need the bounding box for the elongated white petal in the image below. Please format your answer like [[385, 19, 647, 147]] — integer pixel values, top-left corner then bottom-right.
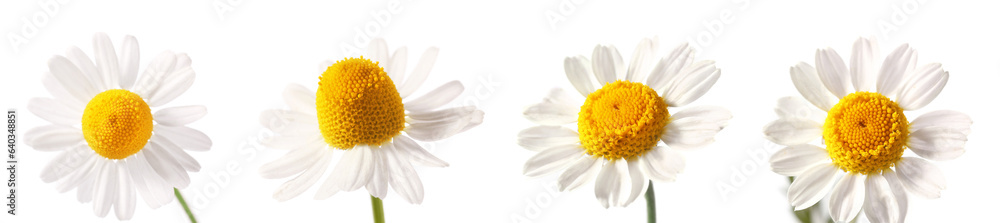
[[897, 63, 948, 110], [133, 51, 177, 97], [56, 153, 99, 193], [661, 60, 720, 107], [627, 38, 658, 82], [623, 158, 649, 206], [763, 118, 823, 146], [365, 38, 389, 64], [154, 125, 212, 152], [646, 43, 694, 92], [152, 135, 201, 172], [93, 33, 120, 89], [154, 105, 207, 126], [398, 47, 439, 98], [404, 81, 463, 112], [523, 145, 585, 177], [788, 164, 838, 210], [829, 173, 865, 222], [405, 109, 483, 141], [594, 159, 628, 208], [877, 44, 918, 97], [883, 169, 909, 222], [790, 62, 838, 111], [815, 48, 851, 98], [907, 111, 971, 160], [895, 157, 946, 198], [565, 56, 597, 96], [92, 161, 117, 217], [27, 97, 80, 126], [146, 66, 195, 107], [517, 126, 579, 151], [770, 144, 830, 176], [850, 37, 877, 92], [24, 125, 82, 151], [144, 143, 190, 188], [365, 148, 389, 199], [64, 46, 105, 92], [333, 145, 375, 191], [523, 88, 579, 125], [49, 56, 99, 102], [775, 96, 826, 121], [283, 84, 316, 114], [640, 146, 684, 182], [114, 162, 136, 220], [273, 149, 332, 201], [864, 173, 901, 223], [661, 106, 730, 149], [40, 145, 90, 183], [386, 146, 425, 204], [42, 72, 85, 107], [387, 47, 408, 86], [592, 45, 624, 85], [393, 135, 448, 167], [259, 145, 325, 179], [126, 152, 162, 208], [119, 35, 140, 89], [557, 156, 600, 191]]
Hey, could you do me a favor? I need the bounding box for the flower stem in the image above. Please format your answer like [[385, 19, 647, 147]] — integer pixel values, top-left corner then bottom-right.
[[645, 180, 656, 223], [174, 188, 197, 223], [371, 195, 385, 223]]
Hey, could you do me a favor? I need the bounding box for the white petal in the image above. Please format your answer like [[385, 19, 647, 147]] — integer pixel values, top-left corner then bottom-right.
[[661, 105, 731, 149], [557, 156, 600, 191], [864, 173, 901, 223], [27, 97, 80, 126], [154, 105, 207, 126], [646, 43, 694, 92], [640, 146, 684, 182], [910, 110, 972, 132], [591, 45, 624, 85], [93, 33, 120, 89], [40, 145, 90, 182], [146, 66, 195, 107], [64, 46, 104, 92], [126, 153, 165, 208], [55, 153, 99, 192], [882, 169, 909, 222], [387, 47, 408, 86], [133, 51, 177, 97], [815, 48, 851, 98], [386, 146, 425, 204], [114, 163, 136, 220], [364, 38, 389, 64], [143, 143, 190, 188], [49, 56, 99, 102], [405, 109, 483, 141], [775, 96, 826, 121], [259, 144, 325, 179], [627, 38, 658, 82], [334, 145, 375, 191], [850, 37, 878, 92], [283, 84, 316, 114], [152, 135, 201, 172], [42, 72, 85, 106], [661, 60, 720, 107], [788, 164, 838, 210], [273, 149, 332, 201], [895, 157, 946, 199], [76, 177, 94, 203], [790, 62, 839, 111], [523, 145, 585, 177], [393, 135, 448, 167], [259, 109, 320, 137], [118, 35, 140, 89], [897, 63, 948, 110], [762, 118, 823, 146], [365, 148, 389, 199], [594, 159, 628, 208], [91, 161, 118, 217], [564, 56, 597, 96], [398, 47, 439, 98], [769, 144, 830, 176], [907, 127, 969, 161], [522, 88, 579, 125], [829, 173, 865, 222], [24, 125, 82, 151], [877, 44, 918, 97], [154, 125, 212, 151], [623, 158, 649, 206], [404, 81, 463, 112], [517, 126, 579, 151]]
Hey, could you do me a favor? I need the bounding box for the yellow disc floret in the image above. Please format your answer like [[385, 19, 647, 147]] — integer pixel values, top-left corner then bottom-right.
[[823, 92, 908, 175], [82, 89, 153, 160], [316, 57, 405, 149], [578, 80, 669, 160]]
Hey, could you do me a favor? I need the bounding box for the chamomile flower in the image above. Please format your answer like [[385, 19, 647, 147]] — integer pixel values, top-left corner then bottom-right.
[[519, 38, 731, 208], [25, 33, 210, 220], [764, 37, 971, 223], [258, 38, 483, 204]]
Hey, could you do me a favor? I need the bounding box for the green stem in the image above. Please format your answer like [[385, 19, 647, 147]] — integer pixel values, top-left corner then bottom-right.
[[174, 188, 197, 223], [645, 180, 656, 223], [371, 195, 385, 223]]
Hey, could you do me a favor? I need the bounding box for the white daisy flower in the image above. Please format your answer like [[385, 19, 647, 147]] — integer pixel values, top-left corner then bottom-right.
[[519, 38, 731, 208], [25, 33, 210, 220], [258, 38, 483, 204], [764, 37, 971, 223]]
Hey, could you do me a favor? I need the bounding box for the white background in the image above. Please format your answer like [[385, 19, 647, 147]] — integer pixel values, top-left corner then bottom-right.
[[2, 0, 999, 222]]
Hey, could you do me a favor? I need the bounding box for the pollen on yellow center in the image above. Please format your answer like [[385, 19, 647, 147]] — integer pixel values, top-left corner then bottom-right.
[[578, 80, 669, 160], [82, 89, 153, 160], [316, 57, 405, 150], [823, 92, 908, 175]]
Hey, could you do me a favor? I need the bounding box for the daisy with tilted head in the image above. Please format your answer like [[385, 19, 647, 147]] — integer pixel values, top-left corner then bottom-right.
[[764, 37, 971, 223], [518, 38, 731, 220], [258, 38, 483, 222], [25, 33, 210, 220]]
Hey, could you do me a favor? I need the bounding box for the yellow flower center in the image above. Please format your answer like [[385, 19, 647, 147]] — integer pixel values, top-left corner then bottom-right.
[[578, 80, 669, 160], [316, 57, 405, 149], [82, 89, 153, 160], [823, 92, 908, 175]]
